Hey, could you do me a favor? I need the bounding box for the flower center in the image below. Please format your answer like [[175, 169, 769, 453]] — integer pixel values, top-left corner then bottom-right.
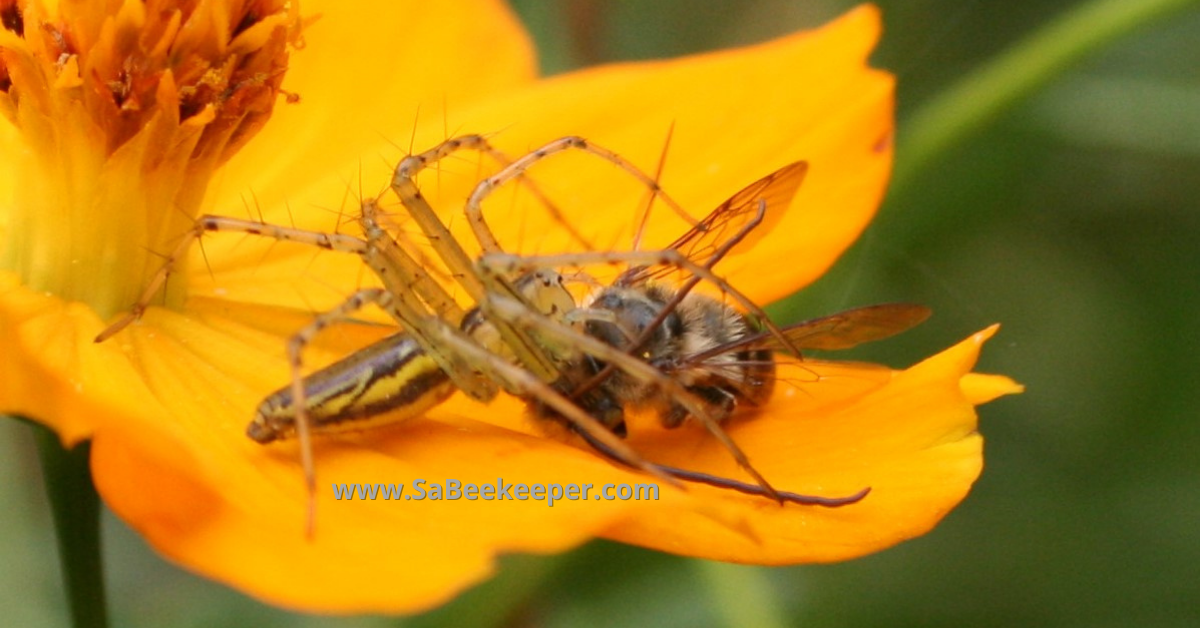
[[0, 0, 301, 317]]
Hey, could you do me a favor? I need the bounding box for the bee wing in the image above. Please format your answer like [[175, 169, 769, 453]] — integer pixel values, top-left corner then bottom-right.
[[685, 303, 933, 364], [618, 161, 808, 285]]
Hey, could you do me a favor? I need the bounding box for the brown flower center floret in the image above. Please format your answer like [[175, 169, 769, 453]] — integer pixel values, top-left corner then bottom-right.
[[0, 0, 302, 315]]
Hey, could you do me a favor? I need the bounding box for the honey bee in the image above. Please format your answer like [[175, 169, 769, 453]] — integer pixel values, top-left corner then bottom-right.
[[485, 160, 929, 442], [573, 285, 929, 433]]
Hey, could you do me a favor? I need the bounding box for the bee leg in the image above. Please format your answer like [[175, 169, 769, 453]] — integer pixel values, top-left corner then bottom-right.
[[529, 357, 628, 436], [661, 386, 736, 429], [573, 384, 627, 436], [532, 382, 628, 437], [576, 355, 629, 436]]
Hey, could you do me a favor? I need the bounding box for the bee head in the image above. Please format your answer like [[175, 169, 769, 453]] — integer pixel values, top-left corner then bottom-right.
[[584, 287, 684, 364]]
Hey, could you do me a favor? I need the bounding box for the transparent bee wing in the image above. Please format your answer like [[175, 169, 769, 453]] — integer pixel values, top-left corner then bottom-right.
[[685, 303, 932, 364], [617, 161, 808, 286]]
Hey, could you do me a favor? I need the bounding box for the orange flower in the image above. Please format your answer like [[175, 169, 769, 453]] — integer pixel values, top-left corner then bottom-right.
[[0, 0, 1020, 615]]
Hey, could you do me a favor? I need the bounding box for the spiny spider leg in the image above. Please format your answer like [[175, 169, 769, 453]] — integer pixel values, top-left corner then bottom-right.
[[95, 216, 369, 342], [389, 148, 563, 384], [463, 135, 696, 255], [277, 287, 394, 538], [393, 134, 596, 251]]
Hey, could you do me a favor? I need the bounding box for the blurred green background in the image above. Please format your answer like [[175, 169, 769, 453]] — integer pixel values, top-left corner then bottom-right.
[[4, 0, 1198, 626]]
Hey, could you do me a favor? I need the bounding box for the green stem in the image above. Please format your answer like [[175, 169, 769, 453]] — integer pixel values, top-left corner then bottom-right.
[[893, 0, 1199, 191], [401, 553, 562, 628], [695, 562, 789, 628], [27, 419, 109, 628]]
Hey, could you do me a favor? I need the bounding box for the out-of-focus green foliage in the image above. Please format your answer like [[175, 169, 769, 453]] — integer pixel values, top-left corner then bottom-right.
[[4, 1, 1198, 626]]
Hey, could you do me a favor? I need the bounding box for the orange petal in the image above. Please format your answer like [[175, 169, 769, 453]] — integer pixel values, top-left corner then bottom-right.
[[963, 372, 1025, 404], [208, 0, 538, 214], [0, 122, 16, 216], [603, 326, 1015, 562], [0, 273, 163, 444]]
